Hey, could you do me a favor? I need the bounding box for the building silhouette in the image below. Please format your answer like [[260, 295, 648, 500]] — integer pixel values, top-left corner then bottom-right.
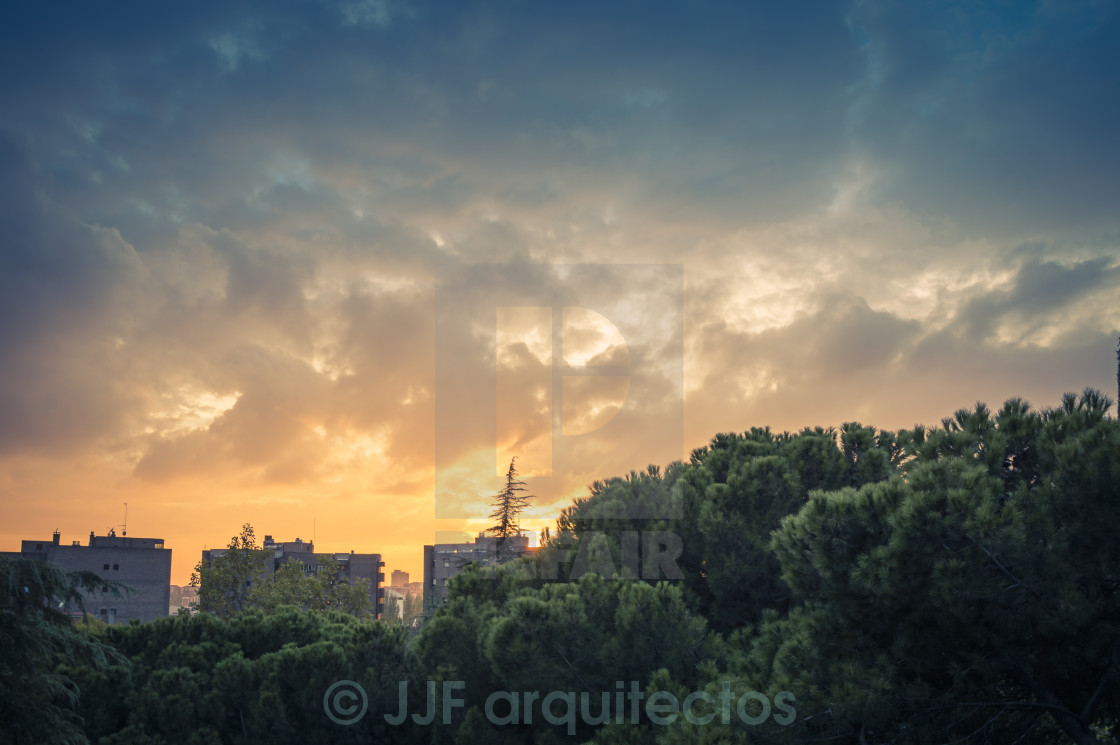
[[16, 530, 171, 624], [423, 532, 532, 611], [200, 535, 385, 617]]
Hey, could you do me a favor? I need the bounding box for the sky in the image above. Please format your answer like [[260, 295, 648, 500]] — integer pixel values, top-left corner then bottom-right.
[[1, 0, 1118, 586]]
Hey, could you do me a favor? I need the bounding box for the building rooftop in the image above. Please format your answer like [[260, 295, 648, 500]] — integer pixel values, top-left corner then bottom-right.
[[21, 530, 166, 552]]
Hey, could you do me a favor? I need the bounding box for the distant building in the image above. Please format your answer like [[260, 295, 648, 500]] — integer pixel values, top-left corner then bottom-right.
[[391, 569, 409, 587], [18, 530, 171, 624], [200, 535, 386, 617], [383, 587, 405, 620], [169, 584, 199, 615], [423, 533, 532, 611]]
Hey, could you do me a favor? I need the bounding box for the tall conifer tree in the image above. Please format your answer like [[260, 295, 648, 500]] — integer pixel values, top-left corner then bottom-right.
[[488, 456, 534, 561]]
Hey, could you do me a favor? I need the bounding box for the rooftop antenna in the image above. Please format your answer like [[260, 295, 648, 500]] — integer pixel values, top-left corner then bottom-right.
[[107, 502, 128, 537]]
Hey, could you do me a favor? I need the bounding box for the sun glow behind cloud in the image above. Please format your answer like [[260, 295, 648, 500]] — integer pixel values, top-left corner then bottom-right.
[[145, 387, 241, 438], [0, 0, 1118, 585]]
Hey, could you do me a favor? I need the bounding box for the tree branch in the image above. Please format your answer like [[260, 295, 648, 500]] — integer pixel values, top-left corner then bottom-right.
[[1079, 639, 1120, 724], [923, 699, 1078, 718], [967, 536, 1043, 601]]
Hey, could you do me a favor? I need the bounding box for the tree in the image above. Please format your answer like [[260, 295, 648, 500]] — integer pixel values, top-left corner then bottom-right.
[[382, 591, 402, 625], [381, 591, 423, 628], [189, 523, 270, 619], [488, 456, 534, 560], [401, 592, 423, 628], [753, 390, 1120, 744], [66, 606, 423, 745], [192, 525, 374, 620], [415, 565, 713, 744], [0, 557, 125, 745], [246, 555, 374, 619]]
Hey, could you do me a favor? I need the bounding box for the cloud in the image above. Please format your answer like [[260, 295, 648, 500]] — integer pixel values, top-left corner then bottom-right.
[[0, 131, 149, 454], [1, 0, 1117, 582], [957, 257, 1120, 342], [843, 0, 1120, 232]]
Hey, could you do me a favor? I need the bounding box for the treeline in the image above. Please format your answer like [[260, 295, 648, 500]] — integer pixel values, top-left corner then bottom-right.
[[435, 389, 1119, 744], [189, 525, 376, 620], [3, 390, 1118, 744]]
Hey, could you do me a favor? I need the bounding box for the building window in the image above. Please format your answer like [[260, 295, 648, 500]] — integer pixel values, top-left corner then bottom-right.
[[103, 564, 110, 570], [36, 544, 43, 550], [113, 564, 119, 571]]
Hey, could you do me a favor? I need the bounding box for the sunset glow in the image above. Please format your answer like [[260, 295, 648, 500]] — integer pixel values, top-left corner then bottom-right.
[[2, 1, 1118, 588]]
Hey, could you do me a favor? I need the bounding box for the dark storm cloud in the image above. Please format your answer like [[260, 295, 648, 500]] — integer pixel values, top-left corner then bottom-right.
[[5, 0, 1116, 247], [0, 0, 865, 248], [0, 0, 1117, 490], [0, 131, 147, 452], [845, 0, 1120, 233], [957, 257, 1119, 341]]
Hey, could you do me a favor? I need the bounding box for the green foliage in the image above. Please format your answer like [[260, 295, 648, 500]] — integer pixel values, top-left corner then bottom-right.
[[247, 555, 374, 619], [415, 567, 715, 743], [756, 389, 1120, 744], [549, 426, 900, 633], [383, 591, 402, 625], [0, 557, 125, 745], [381, 592, 424, 629], [190, 523, 270, 620], [489, 456, 535, 559], [47, 389, 1120, 745], [66, 607, 421, 745], [402, 593, 423, 627], [192, 524, 373, 620]]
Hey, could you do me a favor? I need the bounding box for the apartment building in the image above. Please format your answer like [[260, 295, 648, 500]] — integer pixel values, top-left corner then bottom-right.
[[18, 530, 171, 624]]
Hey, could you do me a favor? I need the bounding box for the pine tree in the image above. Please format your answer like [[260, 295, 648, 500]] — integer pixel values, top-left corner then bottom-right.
[[488, 456, 534, 561], [0, 557, 126, 744]]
